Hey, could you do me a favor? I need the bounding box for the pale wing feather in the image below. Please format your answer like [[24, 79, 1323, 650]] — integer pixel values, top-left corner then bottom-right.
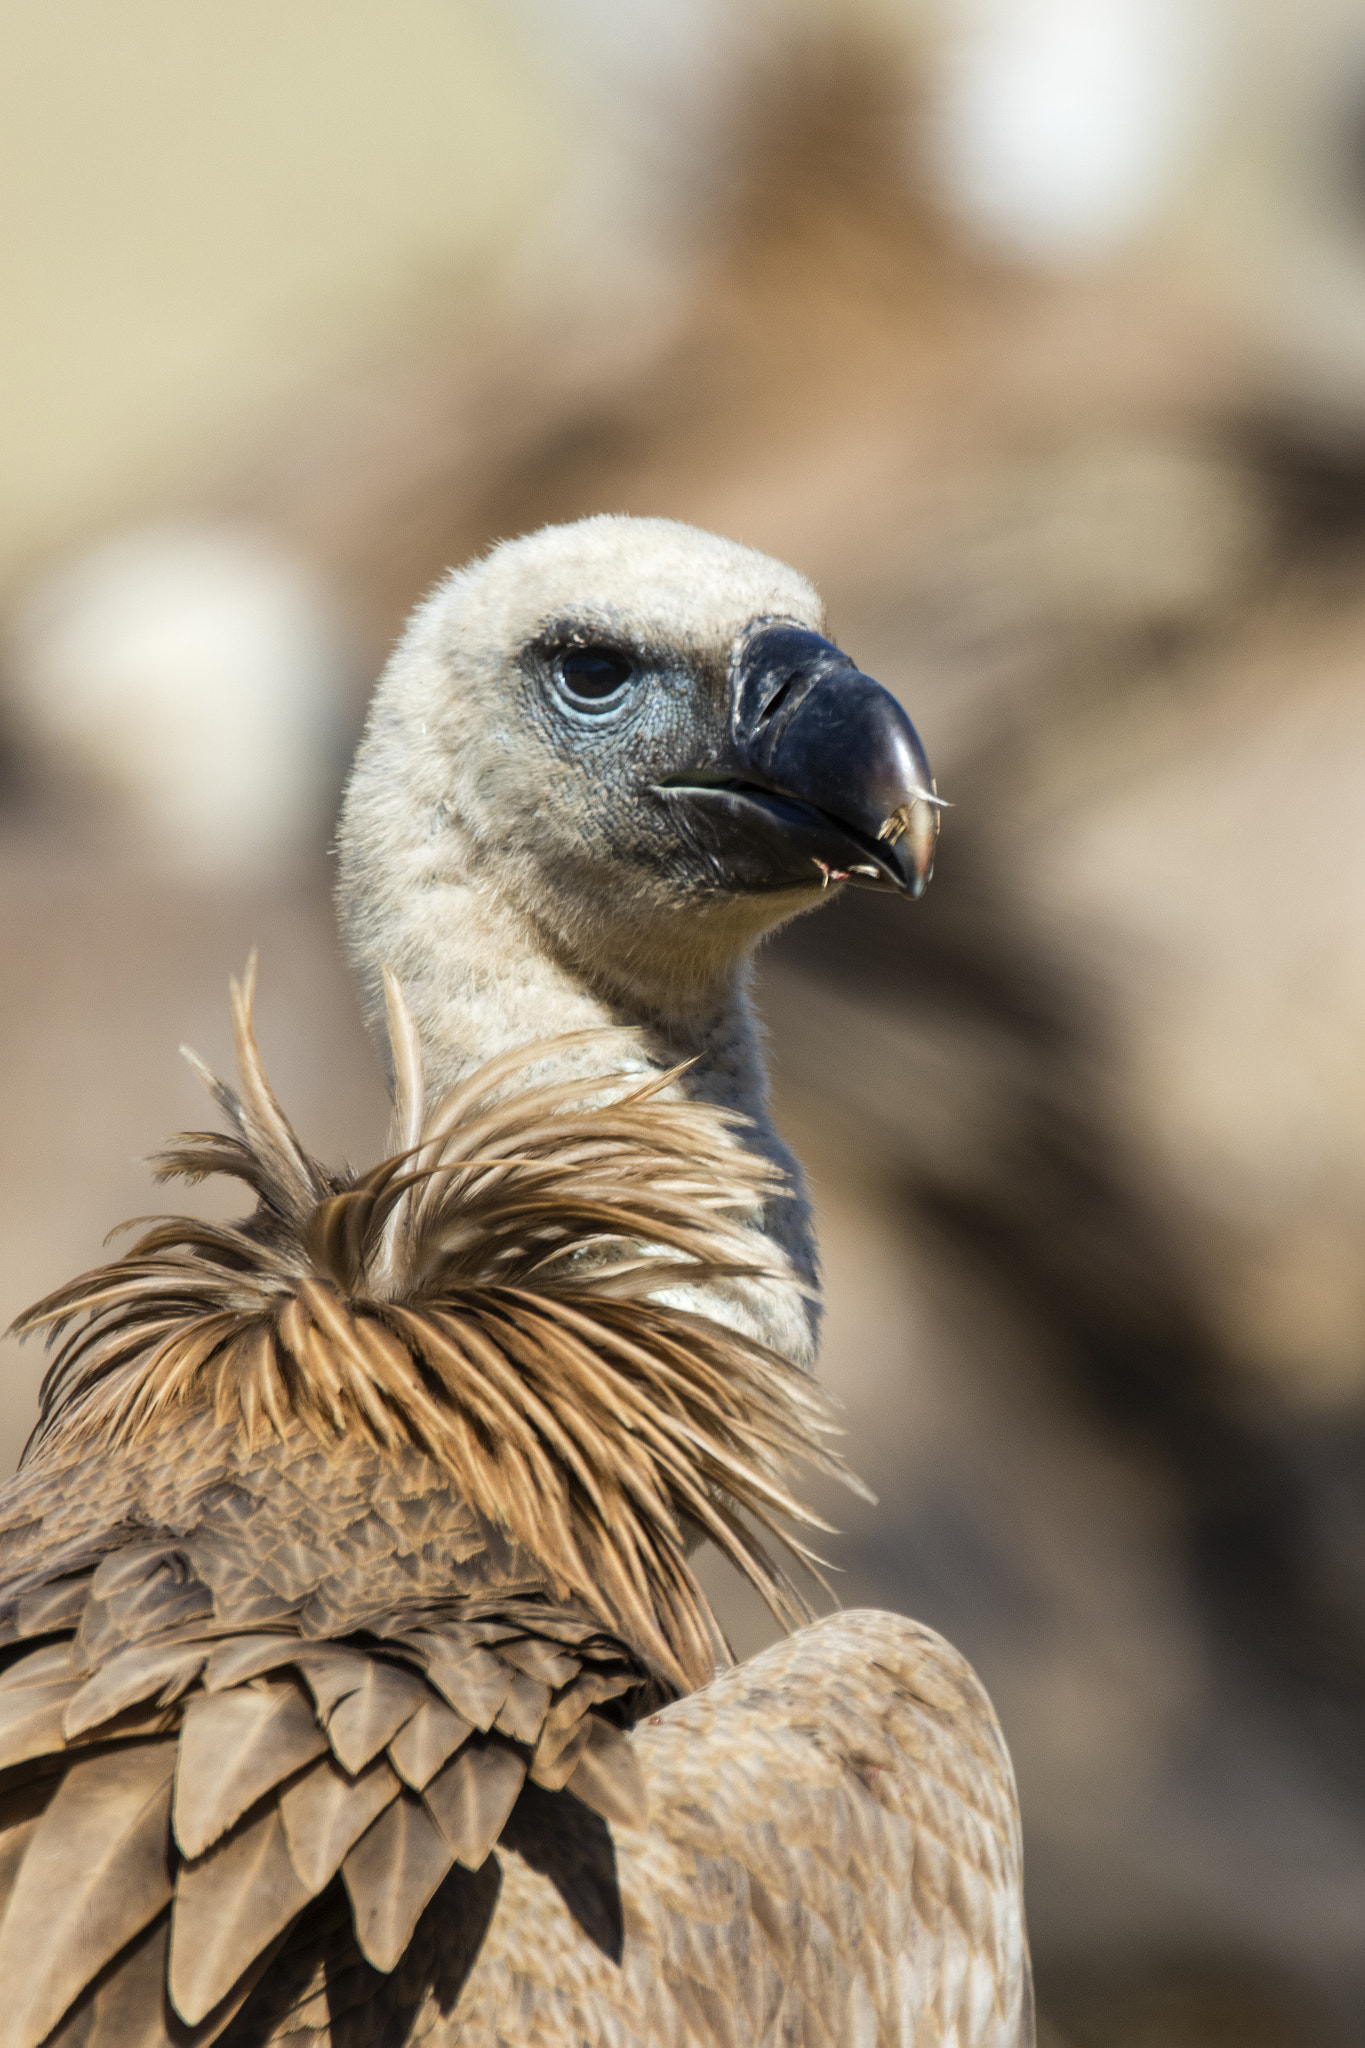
[[64, 1643, 206, 1739], [277, 1751, 403, 1893], [563, 1714, 650, 1830], [169, 1802, 313, 2026], [423, 1741, 527, 1871], [323, 1660, 429, 1774], [0, 1681, 80, 1773], [44, 1913, 283, 2048], [387, 1694, 474, 1790], [0, 1745, 175, 2048], [173, 1679, 329, 1858], [340, 1791, 457, 1971]]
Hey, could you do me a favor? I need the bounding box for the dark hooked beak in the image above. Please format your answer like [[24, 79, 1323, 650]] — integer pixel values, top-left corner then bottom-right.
[[658, 623, 943, 898]]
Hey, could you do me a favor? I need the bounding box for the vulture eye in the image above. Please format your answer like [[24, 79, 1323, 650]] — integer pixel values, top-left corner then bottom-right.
[[554, 645, 634, 708]]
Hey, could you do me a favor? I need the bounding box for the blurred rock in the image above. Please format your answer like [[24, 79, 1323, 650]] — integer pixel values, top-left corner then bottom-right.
[[5, 525, 353, 874]]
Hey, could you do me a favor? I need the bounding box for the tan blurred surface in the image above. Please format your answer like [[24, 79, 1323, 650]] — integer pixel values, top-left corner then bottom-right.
[[0, 0, 551, 582], [0, 839, 387, 1453]]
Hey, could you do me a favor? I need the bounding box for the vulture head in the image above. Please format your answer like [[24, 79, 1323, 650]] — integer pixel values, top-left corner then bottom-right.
[[339, 515, 937, 1051]]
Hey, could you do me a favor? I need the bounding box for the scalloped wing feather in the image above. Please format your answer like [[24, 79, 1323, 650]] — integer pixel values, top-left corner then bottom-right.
[[0, 1571, 647, 2048]]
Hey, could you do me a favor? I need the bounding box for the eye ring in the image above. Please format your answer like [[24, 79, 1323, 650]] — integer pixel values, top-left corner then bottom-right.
[[553, 644, 635, 710]]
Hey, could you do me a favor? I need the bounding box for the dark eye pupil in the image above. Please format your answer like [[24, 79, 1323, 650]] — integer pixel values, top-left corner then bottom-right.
[[558, 647, 632, 701]]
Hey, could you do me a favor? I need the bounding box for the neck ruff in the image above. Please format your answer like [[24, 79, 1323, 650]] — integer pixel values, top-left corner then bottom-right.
[[14, 962, 861, 1693]]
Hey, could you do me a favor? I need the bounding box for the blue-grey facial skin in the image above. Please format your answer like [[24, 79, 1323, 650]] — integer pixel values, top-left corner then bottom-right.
[[517, 614, 939, 912]]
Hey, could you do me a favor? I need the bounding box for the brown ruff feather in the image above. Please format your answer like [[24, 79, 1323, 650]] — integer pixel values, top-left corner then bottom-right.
[[13, 962, 857, 1694]]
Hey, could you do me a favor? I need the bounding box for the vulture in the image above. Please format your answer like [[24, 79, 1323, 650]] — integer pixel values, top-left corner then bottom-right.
[[0, 517, 1032, 2047]]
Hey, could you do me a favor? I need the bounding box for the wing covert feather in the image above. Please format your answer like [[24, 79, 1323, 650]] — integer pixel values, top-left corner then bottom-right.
[[173, 1678, 329, 1857], [340, 1791, 458, 1971], [0, 1744, 175, 2048], [278, 1751, 403, 1893], [169, 1802, 313, 2025]]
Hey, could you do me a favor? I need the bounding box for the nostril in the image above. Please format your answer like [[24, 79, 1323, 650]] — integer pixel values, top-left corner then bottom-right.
[[757, 674, 799, 727]]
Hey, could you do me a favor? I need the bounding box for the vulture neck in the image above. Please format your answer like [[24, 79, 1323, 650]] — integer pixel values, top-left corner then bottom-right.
[[358, 873, 819, 1366]]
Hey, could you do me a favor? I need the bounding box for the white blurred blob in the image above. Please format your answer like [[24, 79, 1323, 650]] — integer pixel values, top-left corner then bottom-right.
[[929, 0, 1224, 261], [8, 526, 348, 876]]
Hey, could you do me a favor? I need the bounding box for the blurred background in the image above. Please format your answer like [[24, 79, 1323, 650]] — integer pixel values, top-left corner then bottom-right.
[[4, 0, 1365, 2038]]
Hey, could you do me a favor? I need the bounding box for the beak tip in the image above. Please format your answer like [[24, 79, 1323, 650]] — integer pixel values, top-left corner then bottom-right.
[[878, 793, 940, 898]]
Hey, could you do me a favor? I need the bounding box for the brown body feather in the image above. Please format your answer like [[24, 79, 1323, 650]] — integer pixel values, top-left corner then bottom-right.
[[0, 968, 863, 2045]]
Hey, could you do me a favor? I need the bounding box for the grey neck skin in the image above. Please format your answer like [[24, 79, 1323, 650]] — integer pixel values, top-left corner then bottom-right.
[[342, 869, 820, 1369]]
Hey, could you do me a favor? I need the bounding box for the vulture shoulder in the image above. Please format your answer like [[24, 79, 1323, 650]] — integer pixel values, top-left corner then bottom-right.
[[441, 1611, 1032, 2048]]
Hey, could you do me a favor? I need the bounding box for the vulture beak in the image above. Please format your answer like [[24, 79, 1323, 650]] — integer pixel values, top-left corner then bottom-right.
[[659, 623, 943, 898]]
